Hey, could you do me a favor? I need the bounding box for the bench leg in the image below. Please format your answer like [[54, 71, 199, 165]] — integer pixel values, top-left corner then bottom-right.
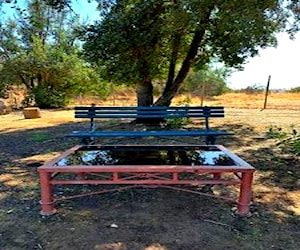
[[39, 171, 57, 216], [82, 137, 93, 145], [77, 172, 86, 180], [236, 172, 253, 217], [206, 135, 216, 145]]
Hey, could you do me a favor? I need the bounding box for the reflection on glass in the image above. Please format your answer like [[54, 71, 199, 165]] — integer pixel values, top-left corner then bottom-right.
[[55, 146, 236, 167]]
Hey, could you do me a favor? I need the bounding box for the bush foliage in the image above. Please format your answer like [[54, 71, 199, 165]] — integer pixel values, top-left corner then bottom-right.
[[266, 126, 300, 155], [289, 86, 300, 93]]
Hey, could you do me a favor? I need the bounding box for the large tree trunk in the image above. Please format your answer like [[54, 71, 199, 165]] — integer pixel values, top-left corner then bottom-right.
[[136, 80, 153, 107], [136, 80, 156, 124], [154, 4, 215, 107]]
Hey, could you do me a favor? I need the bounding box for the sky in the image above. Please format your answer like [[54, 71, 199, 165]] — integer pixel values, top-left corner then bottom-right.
[[2, 0, 300, 90], [227, 32, 300, 90]]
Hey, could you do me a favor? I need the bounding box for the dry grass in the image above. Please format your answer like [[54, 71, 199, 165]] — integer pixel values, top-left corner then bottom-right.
[[202, 92, 300, 110], [72, 91, 300, 110]]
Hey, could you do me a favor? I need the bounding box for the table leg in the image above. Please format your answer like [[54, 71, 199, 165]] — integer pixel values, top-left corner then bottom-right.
[[213, 173, 221, 179], [39, 171, 57, 216], [236, 172, 253, 217]]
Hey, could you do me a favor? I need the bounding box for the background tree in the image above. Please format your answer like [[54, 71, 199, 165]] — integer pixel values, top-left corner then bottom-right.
[[82, 0, 300, 106], [239, 84, 265, 94], [183, 66, 231, 97], [0, 0, 109, 108], [289, 86, 300, 93]]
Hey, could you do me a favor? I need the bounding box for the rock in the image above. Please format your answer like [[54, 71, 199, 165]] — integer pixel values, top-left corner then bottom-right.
[[109, 223, 119, 228]]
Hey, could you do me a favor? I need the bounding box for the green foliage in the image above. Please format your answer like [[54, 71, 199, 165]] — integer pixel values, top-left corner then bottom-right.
[[33, 85, 68, 108], [183, 66, 231, 96], [0, 0, 110, 108], [29, 133, 49, 142], [177, 96, 192, 107], [166, 97, 192, 129], [83, 0, 167, 85], [266, 126, 300, 155], [166, 118, 189, 129], [290, 139, 300, 155], [43, 0, 72, 11], [266, 126, 288, 140], [240, 84, 265, 94], [289, 86, 300, 93]]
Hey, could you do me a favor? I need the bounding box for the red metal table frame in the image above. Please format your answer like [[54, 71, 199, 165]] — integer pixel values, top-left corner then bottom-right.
[[38, 144, 255, 216]]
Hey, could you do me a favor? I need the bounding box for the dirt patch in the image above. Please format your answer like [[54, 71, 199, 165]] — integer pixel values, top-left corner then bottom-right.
[[0, 108, 299, 250]]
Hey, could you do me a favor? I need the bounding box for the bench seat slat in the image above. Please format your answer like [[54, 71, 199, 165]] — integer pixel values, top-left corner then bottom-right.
[[75, 110, 225, 114], [75, 114, 225, 119], [74, 106, 225, 110], [74, 107, 224, 112], [67, 130, 233, 138]]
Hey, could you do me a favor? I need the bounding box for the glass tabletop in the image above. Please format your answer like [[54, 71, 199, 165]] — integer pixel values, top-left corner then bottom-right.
[[55, 145, 237, 167]]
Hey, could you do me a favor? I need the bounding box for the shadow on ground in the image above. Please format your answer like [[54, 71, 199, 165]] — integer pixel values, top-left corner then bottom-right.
[[0, 121, 299, 250]]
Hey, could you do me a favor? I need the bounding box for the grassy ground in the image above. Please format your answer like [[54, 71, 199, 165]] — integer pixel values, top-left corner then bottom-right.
[[0, 92, 299, 250]]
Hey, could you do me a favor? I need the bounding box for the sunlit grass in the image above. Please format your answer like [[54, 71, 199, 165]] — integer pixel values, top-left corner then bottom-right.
[[71, 90, 300, 110], [28, 133, 49, 142]]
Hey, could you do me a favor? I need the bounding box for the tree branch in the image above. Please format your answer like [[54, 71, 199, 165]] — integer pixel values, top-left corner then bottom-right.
[[165, 32, 182, 90], [156, 3, 215, 106], [18, 74, 31, 90]]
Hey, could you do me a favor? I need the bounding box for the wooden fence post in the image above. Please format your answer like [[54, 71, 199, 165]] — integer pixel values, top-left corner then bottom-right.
[[262, 75, 271, 110]]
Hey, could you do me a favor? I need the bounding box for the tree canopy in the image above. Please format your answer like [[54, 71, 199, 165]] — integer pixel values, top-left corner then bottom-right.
[[0, 0, 109, 108], [82, 0, 300, 106]]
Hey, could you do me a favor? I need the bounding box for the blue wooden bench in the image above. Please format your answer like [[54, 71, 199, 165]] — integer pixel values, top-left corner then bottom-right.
[[66, 106, 232, 145]]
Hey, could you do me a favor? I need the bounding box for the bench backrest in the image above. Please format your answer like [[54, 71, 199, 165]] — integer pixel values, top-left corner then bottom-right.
[[74, 106, 225, 131]]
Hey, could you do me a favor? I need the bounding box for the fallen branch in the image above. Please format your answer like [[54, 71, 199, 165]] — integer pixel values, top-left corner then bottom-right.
[[202, 219, 237, 231]]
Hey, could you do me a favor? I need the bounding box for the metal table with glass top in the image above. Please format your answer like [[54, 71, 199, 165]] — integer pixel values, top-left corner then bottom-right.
[[38, 144, 255, 216]]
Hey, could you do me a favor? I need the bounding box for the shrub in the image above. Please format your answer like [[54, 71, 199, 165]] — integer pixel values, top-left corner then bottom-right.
[[33, 86, 69, 108], [240, 84, 264, 94], [166, 97, 192, 129], [182, 67, 230, 97], [266, 126, 288, 140], [289, 86, 300, 93], [266, 126, 300, 155]]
